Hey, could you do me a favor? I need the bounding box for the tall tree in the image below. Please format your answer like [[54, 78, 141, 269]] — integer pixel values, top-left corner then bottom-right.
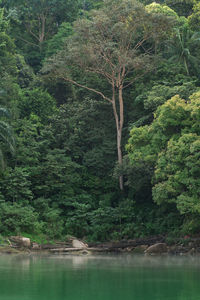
[[43, 0, 173, 190], [2, 0, 80, 48], [1, 0, 82, 70]]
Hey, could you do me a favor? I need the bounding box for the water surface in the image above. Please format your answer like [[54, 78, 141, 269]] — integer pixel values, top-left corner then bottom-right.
[[0, 254, 200, 300]]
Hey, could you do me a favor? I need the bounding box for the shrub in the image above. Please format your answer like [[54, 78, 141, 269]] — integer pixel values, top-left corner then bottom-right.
[[0, 202, 41, 235]]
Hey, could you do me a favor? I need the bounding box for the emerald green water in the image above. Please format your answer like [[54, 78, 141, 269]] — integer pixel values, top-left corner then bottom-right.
[[0, 254, 200, 300]]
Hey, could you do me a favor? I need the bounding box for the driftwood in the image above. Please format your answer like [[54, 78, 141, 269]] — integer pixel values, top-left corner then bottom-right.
[[50, 248, 85, 252], [40, 237, 200, 253], [50, 247, 113, 253], [41, 243, 71, 250], [47, 236, 166, 253]]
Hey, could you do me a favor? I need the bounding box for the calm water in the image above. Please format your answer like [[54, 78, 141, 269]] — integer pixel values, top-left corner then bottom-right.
[[0, 254, 200, 300]]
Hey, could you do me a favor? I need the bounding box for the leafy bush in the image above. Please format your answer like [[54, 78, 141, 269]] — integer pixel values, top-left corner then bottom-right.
[[127, 92, 200, 216], [0, 202, 41, 235], [43, 208, 64, 239]]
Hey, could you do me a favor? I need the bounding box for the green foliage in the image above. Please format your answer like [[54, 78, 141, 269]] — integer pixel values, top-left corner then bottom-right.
[[79, 0, 104, 11], [42, 208, 64, 239], [19, 232, 49, 245], [153, 133, 200, 214], [36, 150, 84, 203], [0, 0, 199, 241], [127, 92, 200, 218], [135, 79, 197, 112], [0, 202, 40, 235], [44, 0, 174, 81], [165, 0, 194, 17], [49, 98, 116, 176], [18, 88, 57, 124], [0, 167, 33, 204], [181, 216, 200, 234], [2, 0, 81, 70], [0, 8, 16, 77], [166, 26, 200, 75], [43, 0, 175, 191], [0, 107, 15, 168], [0, 233, 8, 245], [64, 196, 92, 238], [15, 55, 35, 88], [144, 82, 197, 110], [45, 22, 73, 58], [188, 2, 200, 31], [146, 2, 179, 18]]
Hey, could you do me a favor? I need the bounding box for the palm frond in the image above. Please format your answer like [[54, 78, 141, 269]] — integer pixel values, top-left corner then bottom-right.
[[0, 121, 15, 154], [0, 107, 10, 118], [0, 148, 5, 170]]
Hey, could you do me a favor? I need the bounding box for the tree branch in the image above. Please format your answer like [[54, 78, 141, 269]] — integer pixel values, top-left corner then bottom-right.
[[123, 69, 152, 89], [85, 67, 114, 83], [16, 36, 40, 48], [62, 77, 112, 103]]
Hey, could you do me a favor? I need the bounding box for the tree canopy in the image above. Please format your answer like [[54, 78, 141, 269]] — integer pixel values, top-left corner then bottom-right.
[[127, 92, 200, 217], [43, 0, 175, 190]]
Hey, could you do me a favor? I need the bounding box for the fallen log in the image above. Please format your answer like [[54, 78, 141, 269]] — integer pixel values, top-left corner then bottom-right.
[[50, 247, 85, 252], [50, 247, 123, 253], [41, 244, 70, 250]]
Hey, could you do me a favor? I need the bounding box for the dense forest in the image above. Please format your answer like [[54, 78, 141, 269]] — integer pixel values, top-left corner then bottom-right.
[[0, 0, 199, 242]]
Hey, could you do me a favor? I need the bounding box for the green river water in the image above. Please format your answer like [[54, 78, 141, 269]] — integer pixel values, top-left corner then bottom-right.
[[0, 254, 200, 300]]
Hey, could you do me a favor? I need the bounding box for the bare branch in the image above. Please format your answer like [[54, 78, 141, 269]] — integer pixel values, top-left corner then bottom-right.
[[62, 77, 112, 103], [85, 67, 114, 83], [123, 69, 152, 89], [29, 28, 40, 42], [16, 36, 40, 48], [133, 37, 150, 51]]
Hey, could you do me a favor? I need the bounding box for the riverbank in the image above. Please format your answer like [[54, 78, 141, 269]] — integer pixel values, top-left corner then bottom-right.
[[1, 235, 200, 256]]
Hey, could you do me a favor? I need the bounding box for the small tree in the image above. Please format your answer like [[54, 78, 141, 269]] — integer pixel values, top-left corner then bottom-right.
[[44, 0, 173, 190]]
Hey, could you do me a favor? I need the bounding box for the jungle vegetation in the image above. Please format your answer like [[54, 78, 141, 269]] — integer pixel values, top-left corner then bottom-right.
[[0, 0, 199, 242]]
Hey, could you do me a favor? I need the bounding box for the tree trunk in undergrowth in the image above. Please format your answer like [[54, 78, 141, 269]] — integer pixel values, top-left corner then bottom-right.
[[112, 85, 124, 191]]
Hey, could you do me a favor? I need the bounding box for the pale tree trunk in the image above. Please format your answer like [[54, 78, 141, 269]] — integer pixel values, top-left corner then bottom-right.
[[38, 14, 46, 51], [112, 83, 124, 190], [26, 14, 46, 50], [39, 14, 46, 43], [118, 86, 124, 190], [117, 127, 123, 190]]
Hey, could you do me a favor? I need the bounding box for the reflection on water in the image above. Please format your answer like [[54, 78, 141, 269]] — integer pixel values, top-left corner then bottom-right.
[[0, 254, 200, 300]]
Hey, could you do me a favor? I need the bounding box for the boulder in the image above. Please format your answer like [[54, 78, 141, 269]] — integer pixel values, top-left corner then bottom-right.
[[187, 248, 196, 255], [9, 236, 31, 248], [32, 242, 40, 250], [145, 243, 167, 255], [72, 239, 88, 249], [80, 249, 90, 255]]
